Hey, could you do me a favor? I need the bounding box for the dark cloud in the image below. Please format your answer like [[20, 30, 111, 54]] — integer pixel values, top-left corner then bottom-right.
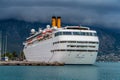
[[0, 0, 120, 28]]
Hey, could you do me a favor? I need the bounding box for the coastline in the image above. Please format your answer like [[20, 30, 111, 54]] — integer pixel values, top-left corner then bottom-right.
[[0, 61, 64, 66]]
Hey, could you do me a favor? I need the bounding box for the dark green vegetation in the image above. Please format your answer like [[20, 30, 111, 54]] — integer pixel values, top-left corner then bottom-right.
[[1, 51, 25, 61], [0, 19, 120, 56]]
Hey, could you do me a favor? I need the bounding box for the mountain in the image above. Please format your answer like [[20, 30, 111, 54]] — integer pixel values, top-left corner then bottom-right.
[[91, 26, 120, 55], [0, 19, 45, 53], [0, 19, 120, 55]]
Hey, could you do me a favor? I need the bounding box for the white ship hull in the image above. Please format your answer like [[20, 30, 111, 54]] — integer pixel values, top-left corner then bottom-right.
[[24, 34, 99, 64]]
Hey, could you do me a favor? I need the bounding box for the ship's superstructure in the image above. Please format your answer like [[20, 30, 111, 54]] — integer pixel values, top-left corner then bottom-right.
[[23, 16, 99, 64]]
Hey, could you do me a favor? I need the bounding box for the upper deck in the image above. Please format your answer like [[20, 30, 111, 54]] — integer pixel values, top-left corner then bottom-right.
[[54, 26, 97, 37], [24, 25, 98, 46]]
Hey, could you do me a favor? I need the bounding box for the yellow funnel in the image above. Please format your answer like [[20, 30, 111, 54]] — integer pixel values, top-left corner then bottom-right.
[[57, 17, 61, 28], [52, 16, 57, 27]]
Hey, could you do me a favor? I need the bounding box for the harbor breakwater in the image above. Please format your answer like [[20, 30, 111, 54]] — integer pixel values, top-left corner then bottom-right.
[[0, 61, 64, 66]]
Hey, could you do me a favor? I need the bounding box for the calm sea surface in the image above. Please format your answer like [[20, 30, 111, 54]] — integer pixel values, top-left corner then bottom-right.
[[0, 62, 120, 80]]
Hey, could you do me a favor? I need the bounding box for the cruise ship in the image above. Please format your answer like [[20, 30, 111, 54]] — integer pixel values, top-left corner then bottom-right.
[[23, 16, 99, 64]]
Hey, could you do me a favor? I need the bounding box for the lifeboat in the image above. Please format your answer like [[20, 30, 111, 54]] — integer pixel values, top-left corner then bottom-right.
[[27, 39, 33, 44], [46, 29, 52, 33], [42, 30, 46, 35], [37, 35, 43, 40]]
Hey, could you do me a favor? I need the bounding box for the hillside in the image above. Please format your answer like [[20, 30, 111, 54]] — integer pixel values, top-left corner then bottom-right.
[[0, 19, 120, 55]]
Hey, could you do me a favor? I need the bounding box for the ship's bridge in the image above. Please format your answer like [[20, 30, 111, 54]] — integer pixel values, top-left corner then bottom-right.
[[54, 29, 97, 37], [64, 26, 90, 30]]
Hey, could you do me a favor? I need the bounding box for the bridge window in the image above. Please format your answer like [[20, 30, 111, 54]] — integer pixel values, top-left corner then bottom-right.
[[55, 31, 97, 37], [73, 32, 81, 35], [63, 32, 72, 35]]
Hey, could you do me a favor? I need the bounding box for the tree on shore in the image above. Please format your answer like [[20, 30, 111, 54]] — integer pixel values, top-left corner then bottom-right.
[[19, 51, 25, 61], [1, 51, 18, 60], [1, 51, 26, 61]]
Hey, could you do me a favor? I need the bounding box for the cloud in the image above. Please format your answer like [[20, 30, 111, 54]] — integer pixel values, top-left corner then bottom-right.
[[0, 0, 120, 28]]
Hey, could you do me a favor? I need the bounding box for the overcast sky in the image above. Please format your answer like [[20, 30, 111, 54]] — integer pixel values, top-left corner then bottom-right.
[[0, 0, 120, 28]]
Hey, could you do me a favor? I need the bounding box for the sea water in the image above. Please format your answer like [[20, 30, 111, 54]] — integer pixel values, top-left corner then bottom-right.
[[0, 62, 120, 80]]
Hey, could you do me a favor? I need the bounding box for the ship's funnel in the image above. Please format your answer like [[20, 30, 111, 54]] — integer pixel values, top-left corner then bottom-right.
[[57, 16, 61, 28], [52, 16, 57, 27]]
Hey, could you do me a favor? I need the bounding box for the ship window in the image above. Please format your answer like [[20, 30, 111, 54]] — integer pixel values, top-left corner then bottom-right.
[[55, 32, 62, 37], [55, 32, 73, 37], [89, 33, 93, 36], [77, 45, 87, 47], [60, 41, 67, 43], [94, 33, 97, 36], [53, 41, 99, 45], [63, 32, 72, 35], [71, 45, 76, 47], [89, 42, 99, 44], [86, 32, 90, 36], [55, 32, 58, 37], [80, 32, 97, 36], [81, 32, 86, 35], [55, 31, 97, 37], [67, 45, 88, 48], [88, 50, 98, 52], [90, 33, 97, 36], [67, 45, 96, 48], [77, 41, 88, 43], [59, 32, 62, 35], [73, 32, 81, 35], [89, 46, 96, 48], [68, 41, 76, 43], [52, 49, 98, 52]]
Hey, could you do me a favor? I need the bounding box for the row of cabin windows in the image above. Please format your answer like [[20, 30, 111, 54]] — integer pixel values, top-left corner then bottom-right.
[[55, 31, 97, 37], [53, 41, 99, 45], [51, 49, 98, 52], [67, 45, 96, 48]]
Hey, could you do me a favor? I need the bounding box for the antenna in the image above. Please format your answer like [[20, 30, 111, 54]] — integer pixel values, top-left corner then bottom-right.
[[4, 33, 7, 55], [0, 31, 2, 60], [2, 36, 4, 57]]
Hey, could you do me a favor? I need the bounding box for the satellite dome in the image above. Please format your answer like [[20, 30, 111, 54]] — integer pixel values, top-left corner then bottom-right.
[[31, 29, 36, 34], [46, 25, 50, 29]]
